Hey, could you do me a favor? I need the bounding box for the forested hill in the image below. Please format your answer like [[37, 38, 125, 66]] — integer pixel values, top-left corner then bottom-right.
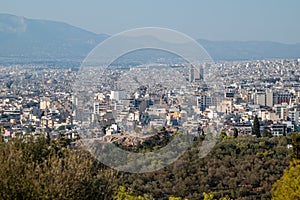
[[0, 129, 296, 199]]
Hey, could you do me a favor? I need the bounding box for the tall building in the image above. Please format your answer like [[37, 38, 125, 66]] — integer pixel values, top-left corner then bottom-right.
[[189, 65, 204, 82], [274, 103, 288, 120], [289, 108, 299, 126], [189, 66, 194, 83], [197, 95, 212, 111], [94, 102, 100, 114], [40, 97, 50, 110], [266, 90, 274, 107], [194, 65, 204, 81], [254, 92, 266, 106]]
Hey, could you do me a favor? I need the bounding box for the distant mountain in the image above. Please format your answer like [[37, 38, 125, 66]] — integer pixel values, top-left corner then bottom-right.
[[0, 13, 300, 63], [198, 39, 300, 61], [0, 14, 108, 61]]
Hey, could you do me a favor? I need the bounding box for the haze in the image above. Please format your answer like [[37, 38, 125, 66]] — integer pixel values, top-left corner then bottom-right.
[[0, 0, 300, 44]]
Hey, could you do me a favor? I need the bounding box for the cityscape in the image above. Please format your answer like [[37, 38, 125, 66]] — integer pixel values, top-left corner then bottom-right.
[[2, 59, 300, 143], [1, 55, 300, 199], [1, 1, 300, 199]]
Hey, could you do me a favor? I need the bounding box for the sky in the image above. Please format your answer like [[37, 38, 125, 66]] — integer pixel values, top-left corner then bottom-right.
[[0, 0, 300, 44]]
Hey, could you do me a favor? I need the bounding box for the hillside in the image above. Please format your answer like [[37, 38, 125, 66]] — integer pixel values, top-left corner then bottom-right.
[[0, 13, 300, 63], [0, 14, 108, 61]]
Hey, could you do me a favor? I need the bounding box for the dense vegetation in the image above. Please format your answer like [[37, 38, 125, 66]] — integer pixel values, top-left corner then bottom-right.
[[271, 132, 300, 200], [118, 135, 291, 199], [0, 136, 117, 200], [0, 130, 295, 199]]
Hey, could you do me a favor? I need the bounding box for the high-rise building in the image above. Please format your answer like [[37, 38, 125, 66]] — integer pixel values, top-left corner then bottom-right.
[[194, 65, 204, 81], [197, 95, 212, 111], [274, 103, 288, 120], [40, 97, 50, 110], [94, 102, 100, 115], [289, 108, 299, 126], [189, 65, 204, 82], [254, 92, 266, 106], [189, 66, 194, 83], [266, 90, 274, 107]]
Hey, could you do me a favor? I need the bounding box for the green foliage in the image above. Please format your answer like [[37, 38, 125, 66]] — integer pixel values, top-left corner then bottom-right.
[[292, 132, 300, 159], [0, 126, 4, 143], [118, 135, 291, 199], [58, 125, 66, 130], [233, 128, 238, 138], [114, 186, 152, 200], [219, 132, 227, 139], [252, 115, 261, 138], [219, 197, 232, 200], [272, 159, 300, 199], [0, 136, 117, 199], [169, 197, 184, 200], [114, 186, 135, 200], [271, 132, 300, 199], [262, 127, 272, 138], [256, 151, 274, 158], [173, 130, 183, 136], [203, 192, 215, 200], [0, 132, 293, 199], [203, 192, 232, 200], [219, 132, 234, 140], [159, 126, 166, 132]]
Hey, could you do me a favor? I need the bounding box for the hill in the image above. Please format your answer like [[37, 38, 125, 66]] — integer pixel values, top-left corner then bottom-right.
[[0, 14, 300, 63], [0, 14, 108, 61]]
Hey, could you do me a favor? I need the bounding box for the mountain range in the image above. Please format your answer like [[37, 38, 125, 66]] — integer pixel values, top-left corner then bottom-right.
[[0, 13, 300, 63]]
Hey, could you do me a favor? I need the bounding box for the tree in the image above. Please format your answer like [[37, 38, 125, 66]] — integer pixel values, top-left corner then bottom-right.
[[0, 126, 4, 143], [292, 132, 300, 159], [272, 132, 300, 199], [114, 186, 152, 200], [262, 127, 272, 138], [0, 136, 117, 199], [219, 132, 227, 139], [252, 115, 261, 138], [203, 192, 215, 200], [272, 160, 300, 199], [58, 125, 66, 131], [169, 197, 184, 200], [233, 128, 238, 138]]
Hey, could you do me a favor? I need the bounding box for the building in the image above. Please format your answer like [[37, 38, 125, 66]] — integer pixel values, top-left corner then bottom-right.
[[40, 97, 50, 110], [110, 91, 126, 101], [289, 108, 299, 126], [197, 95, 212, 111], [254, 92, 266, 106], [189, 65, 204, 82], [270, 124, 287, 136], [94, 102, 100, 114], [266, 90, 274, 107], [273, 93, 295, 105], [217, 100, 233, 114]]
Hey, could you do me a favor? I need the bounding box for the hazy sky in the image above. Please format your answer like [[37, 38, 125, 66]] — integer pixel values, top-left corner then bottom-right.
[[1, 0, 300, 43]]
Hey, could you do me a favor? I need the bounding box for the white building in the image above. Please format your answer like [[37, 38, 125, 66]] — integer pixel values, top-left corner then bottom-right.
[[110, 91, 126, 101]]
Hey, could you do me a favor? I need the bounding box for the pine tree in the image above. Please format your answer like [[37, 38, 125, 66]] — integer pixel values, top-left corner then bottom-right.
[[252, 115, 261, 138], [233, 128, 238, 138], [0, 126, 4, 143]]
